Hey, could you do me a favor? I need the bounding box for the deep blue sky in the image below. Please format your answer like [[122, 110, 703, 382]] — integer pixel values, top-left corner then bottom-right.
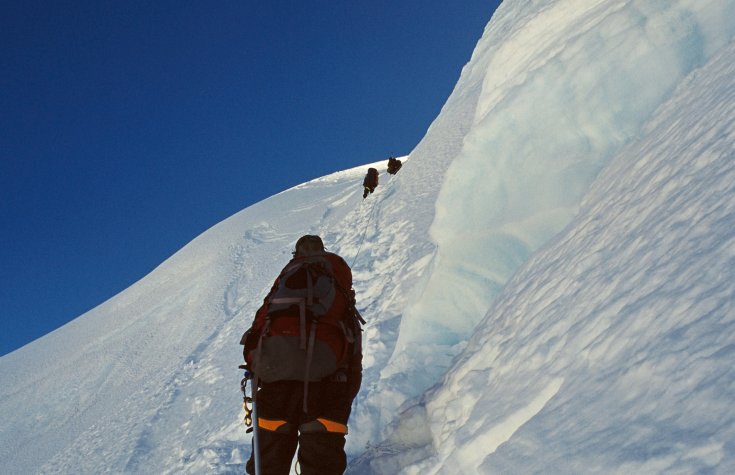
[[1, 1, 501, 356]]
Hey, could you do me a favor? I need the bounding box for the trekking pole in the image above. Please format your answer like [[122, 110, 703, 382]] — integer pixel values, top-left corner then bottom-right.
[[240, 365, 262, 475]]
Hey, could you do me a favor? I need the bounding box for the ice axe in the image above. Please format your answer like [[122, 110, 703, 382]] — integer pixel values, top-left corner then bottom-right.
[[240, 365, 261, 475]]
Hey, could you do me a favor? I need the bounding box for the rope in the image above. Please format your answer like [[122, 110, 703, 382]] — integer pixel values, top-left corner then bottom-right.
[[350, 194, 379, 268], [349, 172, 396, 268]]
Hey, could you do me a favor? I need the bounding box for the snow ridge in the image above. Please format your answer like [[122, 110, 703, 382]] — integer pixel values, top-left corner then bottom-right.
[[2, 1, 735, 474]]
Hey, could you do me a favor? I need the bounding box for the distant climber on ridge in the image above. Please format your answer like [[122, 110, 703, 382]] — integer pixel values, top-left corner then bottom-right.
[[386, 157, 402, 175], [362, 167, 379, 199]]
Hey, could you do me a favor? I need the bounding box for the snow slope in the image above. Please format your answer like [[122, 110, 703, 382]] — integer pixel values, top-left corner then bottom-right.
[[2, 0, 735, 474]]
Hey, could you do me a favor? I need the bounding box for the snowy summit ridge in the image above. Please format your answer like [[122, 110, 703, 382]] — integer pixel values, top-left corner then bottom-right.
[[2, 1, 735, 474]]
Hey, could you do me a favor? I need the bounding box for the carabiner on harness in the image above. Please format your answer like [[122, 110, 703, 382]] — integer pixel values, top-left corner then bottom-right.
[[240, 369, 255, 433]]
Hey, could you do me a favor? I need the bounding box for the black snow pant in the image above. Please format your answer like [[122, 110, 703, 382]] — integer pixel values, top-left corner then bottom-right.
[[245, 379, 353, 475]]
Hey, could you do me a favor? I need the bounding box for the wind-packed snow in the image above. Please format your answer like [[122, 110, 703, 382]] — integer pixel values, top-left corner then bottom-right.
[[2, 1, 735, 474]]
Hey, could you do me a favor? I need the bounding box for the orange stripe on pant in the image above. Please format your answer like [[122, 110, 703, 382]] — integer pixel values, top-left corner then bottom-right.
[[317, 418, 348, 434], [258, 417, 291, 433], [259, 416, 347, 434], [299, 417, 348, 434]]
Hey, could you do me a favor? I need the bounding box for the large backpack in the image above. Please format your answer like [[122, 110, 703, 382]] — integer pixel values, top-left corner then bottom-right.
[[242, 252, 363, 384]]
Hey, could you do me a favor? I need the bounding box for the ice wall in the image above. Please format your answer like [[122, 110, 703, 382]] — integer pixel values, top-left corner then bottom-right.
[[411, 35, 735, 475], [385, 0, 735, 396]]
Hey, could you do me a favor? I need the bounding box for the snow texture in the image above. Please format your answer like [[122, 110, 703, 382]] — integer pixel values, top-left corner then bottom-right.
[[1, 0, 735, 474]]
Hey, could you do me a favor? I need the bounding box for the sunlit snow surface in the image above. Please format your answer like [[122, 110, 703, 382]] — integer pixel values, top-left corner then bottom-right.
[[1, 0, 735, 474]]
